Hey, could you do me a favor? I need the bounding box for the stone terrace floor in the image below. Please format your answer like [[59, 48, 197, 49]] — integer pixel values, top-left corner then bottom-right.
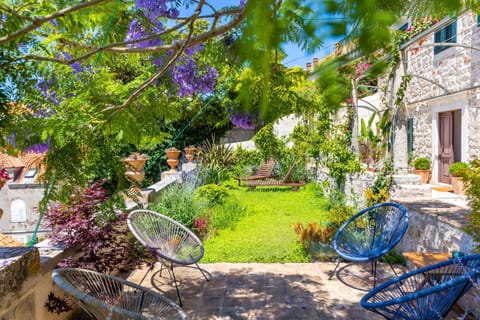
[[126, 262, 465, 320]]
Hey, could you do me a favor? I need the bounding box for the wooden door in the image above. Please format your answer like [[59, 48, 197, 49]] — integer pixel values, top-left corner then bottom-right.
[[438, 112, 454, 184]]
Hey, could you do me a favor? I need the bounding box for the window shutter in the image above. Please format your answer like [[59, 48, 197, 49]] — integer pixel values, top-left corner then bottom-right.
[[407, 118, 414, 153], [434, 20, 457, 54]]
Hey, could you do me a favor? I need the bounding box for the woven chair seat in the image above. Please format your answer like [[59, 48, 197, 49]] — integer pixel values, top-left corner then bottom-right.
[[127, 210, 208, 306], [52, 268, 188, 320], [361, 254, 480, 319], [334, 202, 409, 263], [330, 202, 409, 286]]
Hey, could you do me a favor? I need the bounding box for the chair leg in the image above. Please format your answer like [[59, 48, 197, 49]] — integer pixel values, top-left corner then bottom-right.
[[372, 260, 378, 288], [139, 263, 154, 286], [329, 260, 341, 280], [387, 261, 400, 279], [169, 264, 183, 307], [195, 262, 210, 282]]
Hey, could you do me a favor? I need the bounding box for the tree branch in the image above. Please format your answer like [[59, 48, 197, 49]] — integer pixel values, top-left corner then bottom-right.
[[100, 0, 206, 114], [0, 0, 108, 44], [17, 7, 242, 65]]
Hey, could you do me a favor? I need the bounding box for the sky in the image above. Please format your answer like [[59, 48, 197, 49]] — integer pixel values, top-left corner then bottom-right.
[[196, 0, 341, 70]]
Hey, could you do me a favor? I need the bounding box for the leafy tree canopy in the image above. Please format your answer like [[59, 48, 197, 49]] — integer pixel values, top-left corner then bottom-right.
[[0, 0, 477, 199]]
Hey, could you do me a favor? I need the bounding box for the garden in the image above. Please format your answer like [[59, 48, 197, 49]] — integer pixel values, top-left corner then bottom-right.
[[2, 0, 480, 318]]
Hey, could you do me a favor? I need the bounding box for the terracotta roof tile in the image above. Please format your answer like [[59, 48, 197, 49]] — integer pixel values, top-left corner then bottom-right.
[[0, 233, 23, 247], [0, 153, 24, 168]]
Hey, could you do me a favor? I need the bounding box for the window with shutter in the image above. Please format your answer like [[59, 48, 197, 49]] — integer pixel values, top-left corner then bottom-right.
[[434, 20, 457, 54], [10, 198, 27, 222]]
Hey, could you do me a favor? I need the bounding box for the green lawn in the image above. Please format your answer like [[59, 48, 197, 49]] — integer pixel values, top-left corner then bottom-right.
[[202, 183, 330, 263]]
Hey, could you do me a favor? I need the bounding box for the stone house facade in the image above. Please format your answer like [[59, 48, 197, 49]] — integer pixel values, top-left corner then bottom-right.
[[400, 11, 480, 184], [0, 153, 48, 244]]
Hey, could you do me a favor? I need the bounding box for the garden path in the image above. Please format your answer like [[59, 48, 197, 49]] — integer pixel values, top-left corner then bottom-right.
[[126, 262, 464, 319]]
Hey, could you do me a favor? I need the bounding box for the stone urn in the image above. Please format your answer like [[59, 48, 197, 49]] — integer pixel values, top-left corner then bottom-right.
[[165, 147, 181, 172], [184, 146, 196, 162], [123, 153, 148, 185]]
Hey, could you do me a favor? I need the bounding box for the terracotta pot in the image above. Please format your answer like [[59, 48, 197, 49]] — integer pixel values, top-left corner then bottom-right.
[[413, 169, 431, 184], [451, 176, 464, 194]]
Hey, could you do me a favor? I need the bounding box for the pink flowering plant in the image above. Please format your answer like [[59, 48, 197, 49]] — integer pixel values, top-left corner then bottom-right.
[[0, 168, 11, 190], [397, 15, 439, 43]]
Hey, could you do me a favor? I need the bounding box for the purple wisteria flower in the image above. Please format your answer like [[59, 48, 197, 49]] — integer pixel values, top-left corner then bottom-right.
[[136, 0, 178, 21], [62, 52, 83, 73], [25, 142, 50, 154], [0, 13, 6, 29], [125, 18, 163, 48], [169, 44, 218, 97], [35, 77, 60, 104], [230, 113, 256, 129]]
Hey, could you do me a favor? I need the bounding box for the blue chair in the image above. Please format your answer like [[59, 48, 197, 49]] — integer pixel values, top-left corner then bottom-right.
[[330, 202, 409, 287], [361, 254, 480, 319]]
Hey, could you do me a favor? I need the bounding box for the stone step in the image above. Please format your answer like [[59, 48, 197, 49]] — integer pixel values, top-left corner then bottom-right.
[[392, 174, 422, 185], [391, 184, 432, 198]]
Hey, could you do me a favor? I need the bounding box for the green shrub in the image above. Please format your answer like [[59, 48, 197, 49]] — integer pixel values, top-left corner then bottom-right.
[[449, 161, 469, 177], [326, 204, 355, 230], [380, 249, 407, 266], [254, 123, 285, 160], [413, 157, 430, 170], [148, 183, 207, 228], [195, 184, 230, 207], [462, 159, 480, 252]]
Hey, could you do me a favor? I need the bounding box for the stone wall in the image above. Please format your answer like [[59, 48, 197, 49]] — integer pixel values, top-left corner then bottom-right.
[[0, 242, 75, 320], [468, 106, 480, 159], [402, 11, 480, 179], [0, 184, 47, 244], [394, 198, 476, 253]]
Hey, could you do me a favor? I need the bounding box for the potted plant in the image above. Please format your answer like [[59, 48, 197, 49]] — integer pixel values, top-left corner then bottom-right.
[[412, 157, 431, 184], [449, 161, 469, 194]]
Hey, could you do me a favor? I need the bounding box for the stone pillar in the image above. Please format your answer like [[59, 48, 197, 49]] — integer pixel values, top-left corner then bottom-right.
[[393, 103, 409, 174]]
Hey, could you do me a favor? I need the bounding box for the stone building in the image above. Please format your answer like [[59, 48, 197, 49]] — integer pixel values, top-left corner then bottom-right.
[[0, 153, 47, 244], [398, 11, 480, 184]]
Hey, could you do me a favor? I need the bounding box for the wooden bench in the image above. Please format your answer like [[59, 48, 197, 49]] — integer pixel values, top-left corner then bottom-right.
[[402, 252, 452, 269], [402, 252, 473, 319]]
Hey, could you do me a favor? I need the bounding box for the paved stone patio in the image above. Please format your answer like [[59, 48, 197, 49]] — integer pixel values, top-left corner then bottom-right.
[[127, 262, 416, 320]]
